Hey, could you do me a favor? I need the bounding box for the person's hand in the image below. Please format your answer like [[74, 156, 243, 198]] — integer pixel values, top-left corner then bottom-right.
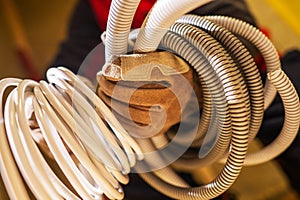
[[97, 51, 201, 139]]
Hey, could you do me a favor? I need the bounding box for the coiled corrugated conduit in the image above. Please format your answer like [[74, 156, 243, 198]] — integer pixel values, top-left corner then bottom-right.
[[0, 0, 299, 199]]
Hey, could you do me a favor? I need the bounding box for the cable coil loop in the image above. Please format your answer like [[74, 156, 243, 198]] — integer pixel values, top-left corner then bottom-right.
[[0, 68, 143, 200]]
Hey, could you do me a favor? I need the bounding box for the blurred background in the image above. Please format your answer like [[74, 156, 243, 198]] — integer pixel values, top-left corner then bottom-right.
[[0, 0, 76, 80], [0, 0, 299, 199]]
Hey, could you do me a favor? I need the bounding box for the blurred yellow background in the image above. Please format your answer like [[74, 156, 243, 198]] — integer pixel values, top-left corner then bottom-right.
[[266, 0, 300, 37], [247, 0, 300, 53], [0, 0, 77, 79]]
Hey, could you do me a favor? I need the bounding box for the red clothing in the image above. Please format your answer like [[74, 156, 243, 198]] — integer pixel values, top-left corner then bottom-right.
[[89, 0, 156, 31], [88, 0, 269, 73]]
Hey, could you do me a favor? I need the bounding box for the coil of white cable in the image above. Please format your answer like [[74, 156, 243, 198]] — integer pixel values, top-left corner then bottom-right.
[[0, 67, 144, 200]]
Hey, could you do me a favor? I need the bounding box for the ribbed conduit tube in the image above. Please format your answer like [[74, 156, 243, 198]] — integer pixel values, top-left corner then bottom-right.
[[168, 21, 252, 163], [177, 15, 264, 142], [128, 11, 300, 197], [164, 15, 262, 167], [139, 66, 300, 194], [105, 0, 141, 62], [244, 69, 300, 165], [187, 15, 300, 165], [129, 26, 250, 198], [158, 31, 233, 167], [133, 11, 300, 169], [204, 15, 281, 110], [133, 0, 213, 52]]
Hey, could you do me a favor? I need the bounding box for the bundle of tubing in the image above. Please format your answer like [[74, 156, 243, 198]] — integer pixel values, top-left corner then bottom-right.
[[0, 0, 299, 200]]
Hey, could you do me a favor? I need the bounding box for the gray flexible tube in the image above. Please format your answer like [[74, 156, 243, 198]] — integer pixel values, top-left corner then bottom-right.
[[134, 0, 213, 52], [204, 15, 280, 110], [190, 16, 300, 165], [177, 15, 264, 141], [158, 31, 233, 167], [130, 27, 250, 198], [105, 0, 141, 62], [244, 69, 300, 165], [128, 12, 300, 198]]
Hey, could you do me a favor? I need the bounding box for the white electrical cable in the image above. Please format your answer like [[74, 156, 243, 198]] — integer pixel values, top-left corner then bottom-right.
[[32, 99, 83, 200], [0, 78, 30, 200], [53, 67, 143, 162], [37, 81, 125, 188], [0, 67, 144, 200], [5, 83, 54, 200], [33, 86, 104, 200]]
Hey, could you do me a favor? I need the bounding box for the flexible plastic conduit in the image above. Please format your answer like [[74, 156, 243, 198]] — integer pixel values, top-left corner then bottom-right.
[[133, 0, 213, 52], [173, 15, 299, 166], [134, 29, 250, 199], [203, 15, 280, 110], [104, 0, 141, 62], [129, 26, 300, 198], [130, 19, 252, 198], [177, 15, 264, 142], [128, 2, 299, 200]]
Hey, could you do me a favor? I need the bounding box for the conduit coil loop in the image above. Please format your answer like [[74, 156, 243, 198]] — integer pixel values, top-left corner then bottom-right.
[[127, 14, 300, 199]]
